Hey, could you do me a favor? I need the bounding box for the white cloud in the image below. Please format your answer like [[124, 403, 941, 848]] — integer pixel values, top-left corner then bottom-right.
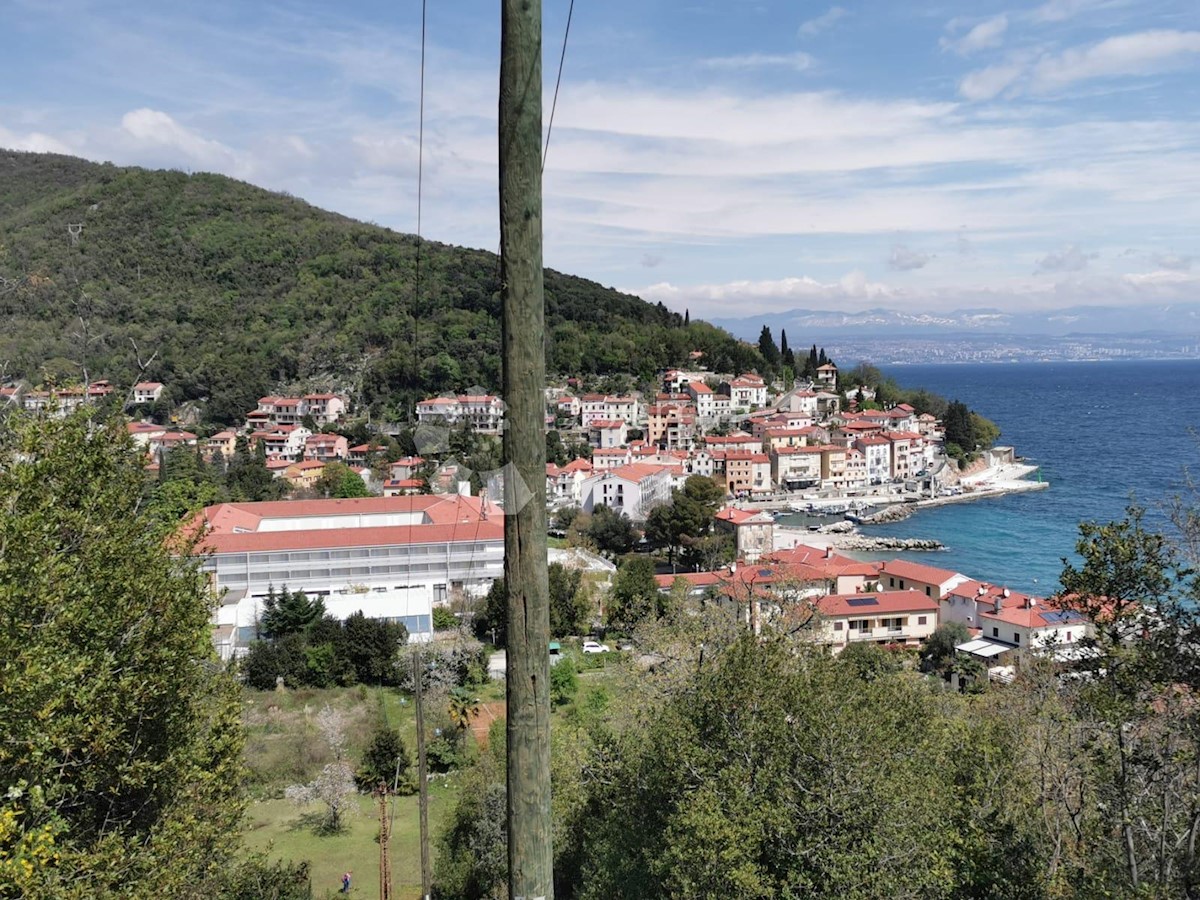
[[799, 6, 846, 37], [1031, 0, 1114, 24], [962, 30, 1200, 100], [888, 244, 933, 271], [1032, 30, 1200, 91], [958, 61, 1025, 100], [941, 15, 1008, 56], [0, 125, 73, 155], [1036, 244, 1095, 272], [704, 52, 814, 72], [1154, 253, 1192, 271], [119, 108, 239, 170], [633, 269, 1200, 320]]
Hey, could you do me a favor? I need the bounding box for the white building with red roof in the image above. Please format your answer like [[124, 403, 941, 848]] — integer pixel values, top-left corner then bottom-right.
[[545, 457, 594, 503], [132, 381, 164, 404], [579, 463, 671, 522], [415, 394, 505, 433], [815, 591, 938, 652], [579, 394, 639, 428], [304, 432, 349, 462], [725, 373, 768, 410], [196, 494, 503, 659], [714, 505, 775, 562]]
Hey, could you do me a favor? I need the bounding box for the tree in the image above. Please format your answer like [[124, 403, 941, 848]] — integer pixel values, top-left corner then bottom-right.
[[356, 725, 413, 793], [607, 556, 663, 631], [919, 621, 971, 675], [473, 577, 507, 647], [260, 586, 326, 638], [572, 635, 963, 898], [943, 400, 974, 453], [285, 705, 357, 834], [779, 328, 793, 369], [0, 410, 244, 895], [316, 461, 370, 498], [587, 504, 637, 558], [838, 641, 902, 681], [757, 325, 780, 369], [550, 657, 579, 706], [1055, 506, 1200, 894], [548, 562, 588, 637]]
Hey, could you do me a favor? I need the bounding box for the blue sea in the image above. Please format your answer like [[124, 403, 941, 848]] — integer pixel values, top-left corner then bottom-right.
[[843, 359, 1200, 595]]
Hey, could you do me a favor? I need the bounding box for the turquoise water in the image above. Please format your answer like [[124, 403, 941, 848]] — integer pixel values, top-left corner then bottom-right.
[[840, 359, 1200, 595]]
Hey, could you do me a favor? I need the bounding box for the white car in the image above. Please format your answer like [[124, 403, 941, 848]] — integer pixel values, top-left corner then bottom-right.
[[582, 640, 611, 654]]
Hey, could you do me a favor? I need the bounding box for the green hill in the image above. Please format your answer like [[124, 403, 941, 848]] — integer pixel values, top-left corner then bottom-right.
[[0, 150, 763, 425]]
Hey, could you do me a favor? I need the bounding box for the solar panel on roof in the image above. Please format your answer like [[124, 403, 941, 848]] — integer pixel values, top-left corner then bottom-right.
[[847, 596, 879, 606], [759, 569, 773, 577], [1042, 610, 1084, 624]]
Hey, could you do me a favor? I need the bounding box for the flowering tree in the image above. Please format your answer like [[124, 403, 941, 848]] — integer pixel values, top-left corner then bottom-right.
[[285, 705, 357, 833]]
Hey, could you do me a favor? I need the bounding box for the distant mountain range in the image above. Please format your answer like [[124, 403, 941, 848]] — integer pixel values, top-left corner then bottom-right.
[[711, 304, 1200, 341]]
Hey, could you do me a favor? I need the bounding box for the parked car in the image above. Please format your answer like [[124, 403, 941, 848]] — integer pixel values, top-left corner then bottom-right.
[[582, 640, 611, 654]]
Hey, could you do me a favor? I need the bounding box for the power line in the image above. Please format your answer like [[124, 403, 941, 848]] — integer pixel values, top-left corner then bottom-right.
[[542, 0, 576, 172]]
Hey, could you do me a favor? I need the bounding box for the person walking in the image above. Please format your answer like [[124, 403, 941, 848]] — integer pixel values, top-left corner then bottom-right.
[[341, 870, 352, 893]]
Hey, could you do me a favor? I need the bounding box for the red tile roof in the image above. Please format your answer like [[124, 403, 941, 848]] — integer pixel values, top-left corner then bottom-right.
[[818, 591, 939, 617]]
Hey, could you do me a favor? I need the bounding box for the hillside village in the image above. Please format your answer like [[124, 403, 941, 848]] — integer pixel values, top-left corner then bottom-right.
[[0, 350, 1064, 686]]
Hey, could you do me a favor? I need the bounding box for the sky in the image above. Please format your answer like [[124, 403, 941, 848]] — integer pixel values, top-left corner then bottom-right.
[[2, 0, 1200, 321]]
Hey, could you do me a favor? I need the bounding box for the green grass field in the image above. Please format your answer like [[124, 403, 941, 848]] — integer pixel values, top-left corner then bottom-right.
[[243, 783, 458, 899]]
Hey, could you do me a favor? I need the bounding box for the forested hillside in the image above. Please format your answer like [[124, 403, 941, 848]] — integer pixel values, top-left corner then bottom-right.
[[0, 150, 763, 424]]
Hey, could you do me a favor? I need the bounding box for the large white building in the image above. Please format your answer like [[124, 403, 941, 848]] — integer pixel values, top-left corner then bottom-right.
[[415, 394, 506, 433], [579, 463, 671, 522], [195, 494, 504, 659]]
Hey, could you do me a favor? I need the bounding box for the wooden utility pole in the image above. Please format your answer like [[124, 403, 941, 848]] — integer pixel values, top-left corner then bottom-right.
[[500, 0, 554, 896], [377, 786, 393, 900], [413, 650, 431, 899]]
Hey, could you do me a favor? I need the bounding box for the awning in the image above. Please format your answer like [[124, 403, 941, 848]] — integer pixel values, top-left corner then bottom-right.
[[955, 638, 1012, 658]]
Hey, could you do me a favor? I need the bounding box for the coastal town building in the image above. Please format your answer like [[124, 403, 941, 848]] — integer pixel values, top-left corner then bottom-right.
[[579, 463, 671, 522], [724, 373, 768, 410], [714, 506, 775, 562], [416, 394, 505, 433], [724, 452, 772, 496], [197, 494, 503, 659], [814, 591, 938, 653], [580, 394, 639, 428], [132, 381, 165, 404]]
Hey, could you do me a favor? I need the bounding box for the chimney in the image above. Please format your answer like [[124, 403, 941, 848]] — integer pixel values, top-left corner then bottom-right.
[[825, 546, 833, 559], [993, 596, 1003, 614]]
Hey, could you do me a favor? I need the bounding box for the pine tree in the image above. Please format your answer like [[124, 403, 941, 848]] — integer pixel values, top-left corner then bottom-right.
[[758, 325, 781, 368], [780, 329, 794, 368], [684, 309, 690, 326]]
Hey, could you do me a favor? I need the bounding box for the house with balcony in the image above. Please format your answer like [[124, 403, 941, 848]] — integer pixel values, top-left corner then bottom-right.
[[415, 394, 505, 434], [771, 445, 823, 490], [580, 394, 639, 428], [588, 419, 629, 449], [579, 463, 671, 522], [714, 505, 775, 562], [646, 403, 695, 451], [304, 432, 349, 462], [303, 393, 347, 426], [724, 452, 772, 497], [814, 591, 939, 654], [132, 381, 164, 404], [724, 373, 768, 411], [855, 435, 892, 484]]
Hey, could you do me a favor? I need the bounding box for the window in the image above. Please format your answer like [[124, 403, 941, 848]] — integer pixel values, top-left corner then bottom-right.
[[1014, 633, 1021, 644], [434, 583, 448, 603], [917, 615, 927, 625], [925, 586, 931, 596], [899, 580, 905, 590], [888, 577, 895, 587], [834, 621, 843, 631], [992, 627, 999, 637]]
